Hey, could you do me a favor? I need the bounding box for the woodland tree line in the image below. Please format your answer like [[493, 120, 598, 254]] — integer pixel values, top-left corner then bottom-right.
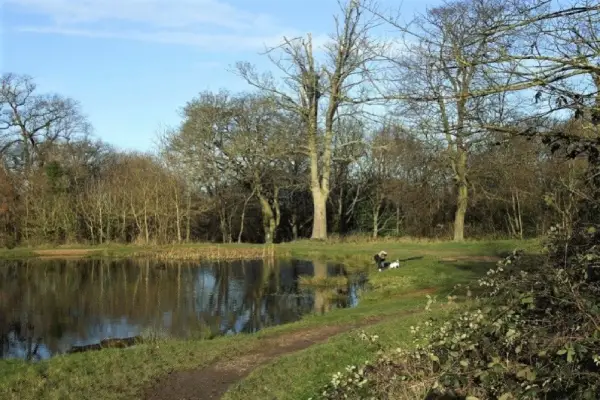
[[0, 0, 598, 246]]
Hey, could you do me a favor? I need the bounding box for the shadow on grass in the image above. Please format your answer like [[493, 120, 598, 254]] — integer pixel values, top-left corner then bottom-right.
[[449, 260, 497, 273]]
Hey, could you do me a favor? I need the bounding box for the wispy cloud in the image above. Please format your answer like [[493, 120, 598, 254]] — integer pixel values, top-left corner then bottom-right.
[[5, 0, 274, 31], [5, 0, 327, 51], [15, 25, 311, 52]]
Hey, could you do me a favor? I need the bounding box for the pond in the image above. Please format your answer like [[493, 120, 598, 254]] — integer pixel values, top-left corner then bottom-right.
[[0, 257, 365, 361]]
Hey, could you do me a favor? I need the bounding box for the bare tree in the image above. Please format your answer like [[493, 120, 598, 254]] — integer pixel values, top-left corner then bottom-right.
[[236, 0, 381, 240], [0, 73, 90, 172], [373, 0, 530, 240]]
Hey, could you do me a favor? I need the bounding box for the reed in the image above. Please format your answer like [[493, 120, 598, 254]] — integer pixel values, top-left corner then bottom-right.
[[298, 275, 349, 288], [131, 245, 290, 262]]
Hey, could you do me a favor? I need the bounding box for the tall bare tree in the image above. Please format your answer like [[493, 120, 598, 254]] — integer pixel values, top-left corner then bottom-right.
[[373, 0, 530, 240], [236, 0, 381, 239]]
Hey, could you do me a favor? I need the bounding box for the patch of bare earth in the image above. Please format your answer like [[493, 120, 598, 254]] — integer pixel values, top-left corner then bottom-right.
[[439, 255, 501, 263], [33, 249, 97, 259], [391, 287, 437, 299], [143, 307, 424, 400]]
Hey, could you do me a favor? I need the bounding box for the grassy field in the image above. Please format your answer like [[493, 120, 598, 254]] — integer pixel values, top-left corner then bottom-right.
[[0, 238, 539, 400]]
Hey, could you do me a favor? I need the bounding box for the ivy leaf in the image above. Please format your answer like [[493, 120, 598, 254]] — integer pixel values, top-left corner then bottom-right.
[[516, 367, 536, 381], [567, 347, 575, 363], [521, 296, 534, 304], [557, 349, 567, 355], [460, 359, 469, 367]]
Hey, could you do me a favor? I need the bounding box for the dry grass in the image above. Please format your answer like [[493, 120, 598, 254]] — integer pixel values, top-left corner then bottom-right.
[[33, 249, 99, 259], [298, 275, 349, 288], [307, 233, 454, 244], [132, 245, 291, 261]]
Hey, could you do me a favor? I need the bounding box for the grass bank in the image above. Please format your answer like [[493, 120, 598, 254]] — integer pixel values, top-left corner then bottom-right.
[[0, 239, 538, 400], [0, 237, 540, 262]]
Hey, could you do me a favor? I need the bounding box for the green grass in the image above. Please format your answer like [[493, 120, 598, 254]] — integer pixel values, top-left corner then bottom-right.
[[0, 247, 36, 259], [0, 237, 541, 261], [0, 238, 539, 400]]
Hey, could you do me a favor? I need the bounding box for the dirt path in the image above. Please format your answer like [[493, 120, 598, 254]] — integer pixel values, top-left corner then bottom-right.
[[142, 294, 433, 400]]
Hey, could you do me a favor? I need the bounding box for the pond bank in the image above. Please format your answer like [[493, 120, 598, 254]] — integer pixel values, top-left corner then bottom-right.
[[5, 245, 289, 261], [0, 239, 538, 400], [0, 238, 539, 264]]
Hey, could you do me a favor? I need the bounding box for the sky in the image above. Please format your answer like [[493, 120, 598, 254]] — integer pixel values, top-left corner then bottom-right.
[[1, 0, 436, 153]]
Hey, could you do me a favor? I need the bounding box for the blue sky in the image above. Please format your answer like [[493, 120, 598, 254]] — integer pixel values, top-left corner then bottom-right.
[[1, 0, 435, 152]]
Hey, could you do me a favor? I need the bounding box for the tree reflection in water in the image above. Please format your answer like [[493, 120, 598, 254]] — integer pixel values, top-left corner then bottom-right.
[[0, 257, 361, 360]]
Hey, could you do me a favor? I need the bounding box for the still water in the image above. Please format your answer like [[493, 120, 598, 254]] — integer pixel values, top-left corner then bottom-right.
[[0, 258, 363, 361]]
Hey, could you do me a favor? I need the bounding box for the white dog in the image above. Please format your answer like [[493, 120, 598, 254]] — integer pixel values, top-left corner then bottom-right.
[[378, 259, 400, 272]]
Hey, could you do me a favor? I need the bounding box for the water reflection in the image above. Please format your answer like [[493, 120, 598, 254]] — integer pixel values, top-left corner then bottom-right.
[[0, 258, 363, 360]]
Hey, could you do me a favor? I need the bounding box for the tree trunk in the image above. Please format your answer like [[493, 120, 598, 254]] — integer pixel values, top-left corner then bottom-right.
[[24, 197, 30, 242], [291, 213, 299, 240], [258, 193, 276, 244], [121, 210, 127, 242], [333, 186, 344, 234], [372, 203, 380, 239], [265, 219, 276, 244], [143, 201, 150, 244], [98, 205, 104, 245], [105, 215, 111, 243], [453, 177, 468, 241], [452, 142, 468, 242], [311, 189, 328, 240], [514, 189, 523, 239], [395, 203, 402, 236], [238, 189, 255, 243], [88, 221, 95, 244], [454, 195, 467, 241], [185, 190, 191, 242], [175, 189, 182, 243], [438, 91, 469, 242], [219, 206, 230, 243]]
